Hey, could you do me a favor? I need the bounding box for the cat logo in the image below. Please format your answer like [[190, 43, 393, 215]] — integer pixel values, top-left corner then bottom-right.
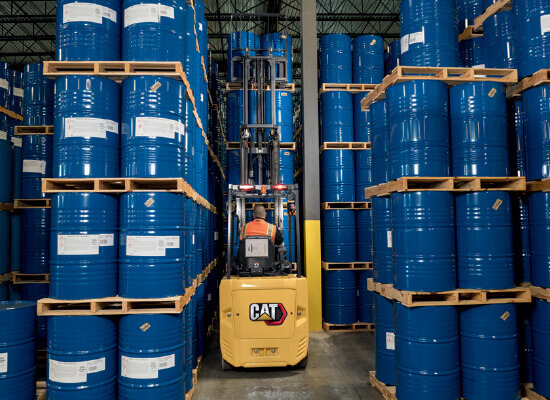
[[249, 303, 288, 326]]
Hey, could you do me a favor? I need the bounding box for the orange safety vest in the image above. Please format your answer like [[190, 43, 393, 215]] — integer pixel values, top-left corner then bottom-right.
[[240, 218, 276, 242]]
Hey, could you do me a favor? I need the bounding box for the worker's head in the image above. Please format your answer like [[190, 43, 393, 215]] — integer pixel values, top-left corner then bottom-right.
[[253, 205, 267, 219]]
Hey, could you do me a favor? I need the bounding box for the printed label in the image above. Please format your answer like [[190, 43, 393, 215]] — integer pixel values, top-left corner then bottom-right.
[[386, 230, 392, 248], [159, 5, 174, 19], [501, 311, 510, 321], [0, 131, 7, 141], [150, 81, 161, 92], [386, 332, 395, 350], [214, 231, 218, 241], [0, 79, 8, 90], [144, 197, 155, 207], [64, 117, 118, 139], [198, 22, 203, 31], [370, 39, 377, 46], [11, 137, 22, 147], [13, 87, 23, 97], [492, 199, 503, 211], [192, 233, 195, 245], [400, 34, 409, 53], [488, 87, 497, 98], [140, 323, 151, 332], [124, 4, 174, 27], [99, 233, 114, 247], [134, 117, 184, 139], [281, 91, 288, 96], [542, 14, 550, 35], [0, 353, 7, 373], [126, 235, 180, 257], [473, 64, 486, 69], [121, 354, 175, 379], [22, 159, 46, 174], [408, 30, 425, 46], [49, 358, 105, 383], [57, 234, 100, 255], [63, 3, 115, 24]]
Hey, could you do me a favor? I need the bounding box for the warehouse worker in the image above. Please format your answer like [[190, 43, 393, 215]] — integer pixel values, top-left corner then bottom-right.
[[240, 204, 284, 245]]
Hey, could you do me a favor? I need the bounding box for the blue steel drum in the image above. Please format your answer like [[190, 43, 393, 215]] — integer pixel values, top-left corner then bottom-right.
[[22, 134, 52, 199], [0, 62, 9, 108], [531, 299, 550, 397], [352, 35, 384, 84], [456, 191, 514, 289], [319, 34, 352, 84], [121, 76, 185, 177], [530, 192, 550, 288], [483, 0, 516, 69], [0, 134, 13, 203], [183, 198, 193, 288], [392, 192, 456, 292], [226, 32, 259, 81], [260, 33, 293, 83], [320, 91, 353, 143], [227, 90, 243, 142], [8, 70, 23, 115], [458, 0, 483, 31], [56, 0, 121, 61], [54, 76, 121, 178], [321, 210, 356, 263], [459, 37, 486, 67], [387, 80, 451, 180], [0, 283, 7, 300], [509, 100, 526, 177], [395, 304, 460, 400], [518, 305, 534, 384], [10, 213, 21, 272], [8, 285, 23, 301], [184, 304, 193, 393], [400, 0, 460, 67], [357, 269, 374, 323], [372, 197, 392, 284], [12, 133, 22, 201], [0, 212, 10, 274], [355, 150, 371, 201], [50, 193, 118, 299], [514, 0, 550, 79], [191, 297, 197, 369], [0, 301, 36, 400], [356, 208, 373, 263], [21, 284, 48, 350], [280, 150, 294, 184], [264, 90, 293, 142], [118, 313, 184, 400], [23, 63, 54, 126], [375, 294, 395, 385], [47, 316, 117, 399], [385, 40, 401, 76], [450, 82, 509, 176], [371, 100, 388, 185], [282, 207, 296, 262], [522, 86, 550, 181], [460, 304, 520, 399], [320, 150, 355, 203], [322, 270, 357, 324], [354, 93, 371, 142], [119, 192, 185, 298], [122, 0, 185, 63], [21, 209, 50, 274], [512, 195, 531, 283], [196, 284, 206, 356]]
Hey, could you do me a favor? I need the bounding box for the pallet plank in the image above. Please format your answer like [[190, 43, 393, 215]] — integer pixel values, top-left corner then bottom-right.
[[226, 142, 296, 151], [319, 83, 377, 95], [14, 125, 54, 135], [323, 322, 375, 332], [321, 202, 372, 210], [14, 199, 51, 209], [459, 26, 483, 42], [322, 262, 372, 270], [12, 272, 50, 284], [0, 106, 23, 121], [473, 0, 512, 30], [507, 69, 550, 98], [319, 142, 371, 151]]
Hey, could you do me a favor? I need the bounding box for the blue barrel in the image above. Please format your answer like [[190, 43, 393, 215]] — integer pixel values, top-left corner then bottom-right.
[[196, 284, 206, 356], [352, 35, 384, 84], [395, 304, 460, 400], [226, 32, 259, 81], [355, 150, 372, 201], [458, 0, 483, 30], [121, 76, 185, 177], [515, 1, 550, 78], [54, 76, 120, 178], [11, 133, 22, 201], [371, 100, 388, 185], [184, 304, 193, 393], [183, 198, 193, 288], [0, 212, 11, 274], [320, 91, 353, 143], [320, 150, 355, 203], [372, 197, 392, 284], [356, 208, 373, 262], [523, 86, 550, 181], [321, 210, 356, 263], [120, 192, 184, 298], [456, 191, 514, 289], [375, 294, 395, 385], [532, 299, 550, 397], [387, 80, 450, 180], [0, 133, 13, 203], [354, 94, 371, 142], [459, 37, 486, 67], [483, 0, 516, 69], [530, 192, 550, 288], [265, 90, 293, 142], [56, 0, 121, 61], [50, 193, 118, 300], [280, 150, 294, 184], [392, 192, 456, 292], [119, 313, 184, 399], [400, 0, 460, 67], [23, 63, 54, 126], [191, 297, 197, 368], [357, 269, 374, 323], [509, 100, 526, 177], [47, 316, 117, 399], [385, 40, 401, 75], [227, 90, 247, 142], [0, 301, 36, 400], [518, 305, 534, 384], [322, 270, 357, 324], [21, 284, 48, 350], [319, 34, 352, 84], [11, 213, 21, 272], [460, 304, 520, 399], [0, 62, 9, 108], [122, 0, 185, 63], [22, 135, 52, 199], [8, 70, 23, 115], [21, 209, 50, 274], [260, 33, 293, 83], [0, 283, 7, 300], [282, 207, 296, 262], [450, 82, 509, 176], [513, 195, 531, 283]]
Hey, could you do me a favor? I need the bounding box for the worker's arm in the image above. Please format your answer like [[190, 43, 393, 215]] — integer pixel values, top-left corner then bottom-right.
[[274, 228, 284, 246]]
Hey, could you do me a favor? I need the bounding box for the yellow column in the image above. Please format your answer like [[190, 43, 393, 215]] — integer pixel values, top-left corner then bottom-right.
[[304, 219, 322, 331]]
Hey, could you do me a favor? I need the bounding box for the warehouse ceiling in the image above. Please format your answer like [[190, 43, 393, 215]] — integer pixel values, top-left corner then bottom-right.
[[0, 0, 401, 85]]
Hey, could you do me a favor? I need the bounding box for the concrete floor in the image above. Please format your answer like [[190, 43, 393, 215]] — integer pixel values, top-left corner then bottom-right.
[[193, 329, 383, 400]]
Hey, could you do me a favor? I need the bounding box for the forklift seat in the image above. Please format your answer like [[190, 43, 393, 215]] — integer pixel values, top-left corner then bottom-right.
[[237, 236, 276, 276]]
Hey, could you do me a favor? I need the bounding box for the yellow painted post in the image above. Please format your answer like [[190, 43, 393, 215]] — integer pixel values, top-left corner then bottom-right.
[[304, 220, 322, 331]]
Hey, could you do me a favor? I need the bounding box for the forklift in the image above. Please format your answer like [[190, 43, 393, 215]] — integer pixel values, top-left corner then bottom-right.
[[219, 35, 309, 370]]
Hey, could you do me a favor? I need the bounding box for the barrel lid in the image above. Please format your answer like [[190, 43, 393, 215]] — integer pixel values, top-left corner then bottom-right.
[[0, 300, 36, 311]]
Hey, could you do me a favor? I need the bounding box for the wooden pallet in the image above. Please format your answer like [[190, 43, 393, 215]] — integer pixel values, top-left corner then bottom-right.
[[36, 381, 47, 400], [225, 82, 295, 92], [365, 176, 527, 198], [321, 201, 371, 210], [14, 199, 51, 209], [12, 272, 50, 284], [14, 125, 54, 135], [367, 279, 393, 297], [320, 142, 371, 151], [529, 285, 550, 302], [361, 65, 518, 110], [0, 106, 23, 121], [322, 261, 372, 271], [0, 273, 12, 283], [526, 386, 550, 400], [507, 69, 550, 98], [226, 142, 296, 151], [473, 0, 512, 30], [370, 371, 397, 400], [319, 83, 377, 95], [0, 203, 13, 211], [458, 25, 483, 42], [529, 178, 550, 192], [322, 322, 375, 332]]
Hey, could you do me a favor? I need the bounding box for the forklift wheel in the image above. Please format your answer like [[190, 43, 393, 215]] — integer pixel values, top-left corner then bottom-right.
[[295, 354, 308, 369], [221, 358, 233, 371]]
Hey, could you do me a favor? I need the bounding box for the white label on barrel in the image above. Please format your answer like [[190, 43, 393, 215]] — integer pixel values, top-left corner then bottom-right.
[[214, 231, 218, 240], [22, 159, 46, 174], [386, 332, 395, 350], [121, 354, 175, 379], [541, 14, 550, 35], [0, 79, 8, 90], [124, 4, 160, 27], [140, 322, 151, 332], [134, 117, 180, 139], [13, 87, 23, 97], [473, 64, 486, 69], [63, 2, 103, 24], [159, 5, 174, 19], [99, 233, 114, 247], [126, 235, 178, 256], [58, 234, 100, 255], [49, 360, 88, 383], [101, 6, 117, 23], [0, 131, 7, 141], [488, 88, 497, 98], [500, 311, 510, 321], [400, 34, 409, 53], [11, 137, 22, 147], [492, 199, 503, 211], [150, 81, 161, 92], [144, 197, 155, 207], [165, 236, 180, 248], [370, 39, 377, 46], [86, 357, 106, 374], [386, 230, 392, 248], [64, 117, 118, 139], [198, 22, 203, 31], [192, 233, 195, 245], [0, 353, 7, 373], [409, 30, 425, 46]]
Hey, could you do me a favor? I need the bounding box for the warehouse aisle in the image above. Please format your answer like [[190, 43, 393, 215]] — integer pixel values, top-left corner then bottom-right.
[[194, 330, 382, 400]]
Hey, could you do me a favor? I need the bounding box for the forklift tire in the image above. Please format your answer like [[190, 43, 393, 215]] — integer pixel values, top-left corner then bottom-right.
[[295, 354, 308, 369], [221, 358, 233, 371]]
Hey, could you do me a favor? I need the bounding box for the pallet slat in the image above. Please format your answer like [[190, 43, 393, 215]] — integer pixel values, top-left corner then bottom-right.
[[319, 83, 377, 95], [319, 142, 371, 151], [322, 262, 372, 270], [507, 69, 550, 98], [321, 201, 372, 210], [322, 322, 375, 332], [12, 272, 50, 284], [0, 106, 23, 121], [14, 199, 51, 209], [14, 125, 54, 135], [226, 142, 296, 151], [458, 26, 483, 42], [473, 0, 512, 30]]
